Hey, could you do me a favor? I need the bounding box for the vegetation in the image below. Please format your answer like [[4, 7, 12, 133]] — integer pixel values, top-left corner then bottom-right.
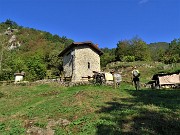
[[100, 38, 179, 77], [0, 84, 179, 134], [0, 19, 180, 135], [0, 19, 180, 81], [115, 37, 151, 62], [0, 19, 73, 81]]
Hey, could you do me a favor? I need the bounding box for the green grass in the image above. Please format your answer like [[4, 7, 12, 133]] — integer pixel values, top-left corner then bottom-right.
[[0, 83, 180, 135]]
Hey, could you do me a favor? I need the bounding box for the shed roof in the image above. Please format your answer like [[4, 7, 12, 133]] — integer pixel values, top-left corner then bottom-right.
[[152, 71, 180, 80], [59, 41, 103, 56], [14, 72, 25, 76]]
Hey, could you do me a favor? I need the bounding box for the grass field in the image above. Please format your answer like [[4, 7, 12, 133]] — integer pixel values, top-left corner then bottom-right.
[[0, 83, 180, 135]]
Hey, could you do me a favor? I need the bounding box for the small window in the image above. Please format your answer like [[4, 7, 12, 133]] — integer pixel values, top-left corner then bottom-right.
[[88, 62, 90, 69]]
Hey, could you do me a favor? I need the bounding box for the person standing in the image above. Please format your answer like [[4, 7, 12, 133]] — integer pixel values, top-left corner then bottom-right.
[[132, 66, 140, 90], [114, 72, 122, 87]]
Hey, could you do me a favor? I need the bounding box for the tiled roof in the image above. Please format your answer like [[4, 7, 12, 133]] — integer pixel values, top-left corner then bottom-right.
[[59, 41, 103, 56]]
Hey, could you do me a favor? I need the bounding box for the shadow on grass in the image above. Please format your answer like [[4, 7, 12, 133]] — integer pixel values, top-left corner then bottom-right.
[[96, 89, 180, 135], [0, 92, 4, 98]]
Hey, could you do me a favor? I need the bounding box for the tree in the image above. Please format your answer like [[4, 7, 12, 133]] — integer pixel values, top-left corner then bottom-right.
[[169, 39, 180, 61], [0, 35, 8, 73], [25, 55, 46, 81], [130, 37, 151, 61], [100, 48, 116, 67], [115, 37, 151, 61], [156, 48, 166, 62], [44, 50, 63, 76], [115, 40, 130, 61], [0, 35, 16, 80], [13, 57, 27, 72], [162, 38, 180, 64], [3, 19, 18, 29]]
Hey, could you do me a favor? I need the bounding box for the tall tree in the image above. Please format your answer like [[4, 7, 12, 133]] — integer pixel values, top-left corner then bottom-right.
[[115, 37, 151, 61], [163, 38, 180, 64], [130, 37, 151, 61], [169, 38, 180, 56], [115, 40, 130, 61], [0, 35, 8, 73]]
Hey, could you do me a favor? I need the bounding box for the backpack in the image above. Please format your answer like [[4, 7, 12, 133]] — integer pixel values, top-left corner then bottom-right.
[[133, 70, 140, 77]]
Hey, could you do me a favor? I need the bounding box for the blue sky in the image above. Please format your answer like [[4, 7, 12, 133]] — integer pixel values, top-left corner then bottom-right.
[[0, 0, 180, 48]]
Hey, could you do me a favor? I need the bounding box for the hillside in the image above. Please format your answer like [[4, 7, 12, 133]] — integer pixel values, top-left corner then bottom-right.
[[0, 20, 74, 81], [0, 84, 179, 134], [0, 19, 180, 82], [0, 20, 73, 52]]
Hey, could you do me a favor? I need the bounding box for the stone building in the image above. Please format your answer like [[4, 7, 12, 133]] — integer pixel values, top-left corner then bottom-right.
[[59, 41, 103, 82]]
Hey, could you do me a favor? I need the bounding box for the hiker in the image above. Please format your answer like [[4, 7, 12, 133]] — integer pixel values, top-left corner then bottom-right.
[[132, 66, 140, 90], [114, 72, 122, 87], [111, 70, 122, 88]]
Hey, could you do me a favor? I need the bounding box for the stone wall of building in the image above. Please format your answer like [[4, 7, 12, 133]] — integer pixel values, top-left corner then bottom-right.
[[72, 45, 100, 82], [63, 49, 74, 77]]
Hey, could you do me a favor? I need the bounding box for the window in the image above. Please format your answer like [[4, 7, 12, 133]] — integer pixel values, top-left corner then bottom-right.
[[88, 62, 90, 69]]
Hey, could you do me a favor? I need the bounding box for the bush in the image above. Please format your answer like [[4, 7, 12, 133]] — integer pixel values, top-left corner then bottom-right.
[[122, 56, 135, 62]]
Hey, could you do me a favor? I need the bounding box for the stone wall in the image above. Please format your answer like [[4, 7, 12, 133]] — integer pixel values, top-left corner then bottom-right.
[[63, 49, 74, 77], [72, 45, 100, 82], [62, 45, 101, 82]]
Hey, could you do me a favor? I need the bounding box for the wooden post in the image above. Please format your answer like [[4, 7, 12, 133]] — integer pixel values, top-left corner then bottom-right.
[[113, 74, 117, 89]]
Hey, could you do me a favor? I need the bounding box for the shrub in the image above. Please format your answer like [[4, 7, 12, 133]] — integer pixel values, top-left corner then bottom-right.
[[122, 56, 135, 62]]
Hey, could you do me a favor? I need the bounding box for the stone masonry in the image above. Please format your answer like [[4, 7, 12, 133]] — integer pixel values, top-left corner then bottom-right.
[[59, 42, 103, 82]]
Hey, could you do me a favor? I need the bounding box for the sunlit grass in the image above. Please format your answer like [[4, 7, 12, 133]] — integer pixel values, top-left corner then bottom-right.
[[0, 83, 179, 134]]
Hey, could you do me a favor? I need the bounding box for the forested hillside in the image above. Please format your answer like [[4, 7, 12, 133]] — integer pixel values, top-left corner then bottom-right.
[[101, 38, 179, 66], [0, 19, 180, 81], [0, 20, 73, 81]]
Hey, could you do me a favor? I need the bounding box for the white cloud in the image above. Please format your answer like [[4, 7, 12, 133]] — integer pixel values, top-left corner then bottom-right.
[[139, 0, 149, 4]]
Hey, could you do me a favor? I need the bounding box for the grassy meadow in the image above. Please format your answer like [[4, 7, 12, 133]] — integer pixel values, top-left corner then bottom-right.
[[0, 83, 180, 135]]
